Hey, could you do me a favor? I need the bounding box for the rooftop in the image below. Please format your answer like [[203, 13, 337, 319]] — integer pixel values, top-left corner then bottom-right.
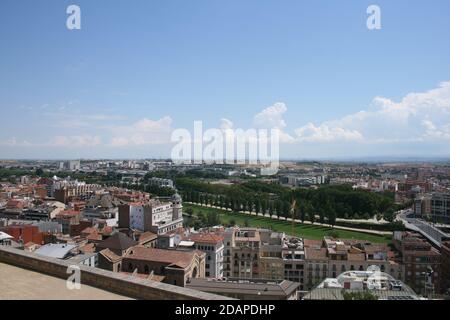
[[96, 232, 137, 251], [0, 262, 131, 300], [187, 278, 299, 298], [124, 246, 203, 269], [184, 232, 224, 244], [34, 243, 78, 259]]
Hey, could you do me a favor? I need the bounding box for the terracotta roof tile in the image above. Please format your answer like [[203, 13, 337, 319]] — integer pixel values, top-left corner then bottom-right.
[[184, 233, 224, 244], [124, 247, 201, 269]]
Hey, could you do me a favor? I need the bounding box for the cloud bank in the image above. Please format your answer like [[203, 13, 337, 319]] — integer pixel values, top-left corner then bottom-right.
[[2, 82, 450, 158]]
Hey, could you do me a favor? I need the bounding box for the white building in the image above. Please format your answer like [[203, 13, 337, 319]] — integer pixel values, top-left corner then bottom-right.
[[119, 194, 184, 235], [184, 232, 224, 279]]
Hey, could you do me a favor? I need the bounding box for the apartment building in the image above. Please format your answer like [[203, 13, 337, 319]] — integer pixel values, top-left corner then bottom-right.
[[221, 227, 403, 292], [282, 237, 306, 290], [118, 193, 183, 235], [259, 231, 284, 280], [148, 177, 174, 189], [393, 231, 441, 295], [441, 241, 450, 294], [430, 192, 450, 223], [304, 237, 402, 291], [222, 227, 285, 280], [183, 232, 224, 278], [230, 228, 261, 279], [53, 182, 101, 204], [304, 244, 329, 290]]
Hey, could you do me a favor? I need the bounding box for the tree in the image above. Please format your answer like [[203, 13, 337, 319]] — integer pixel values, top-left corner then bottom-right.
[[255, 199, 261, 216], [328, 208, 337, 227], [283, 201, 291, 220], [384, 209, 395, 223], [261, 200, 268, 217], [275, 201, 283, 219], [185, 207, 194, 217], [241, 200, 247, 212], [198, 213, 207, 226], [319, 207, 325, 224], [206, 211, 221, 226], [307, 203, 315, 224], [327, 230, 340, 239], [268, 202, 274, 218], [299, 202, 306, 224], [247, 200, 254, 213], [224, 197, 231, 210], [233, 198, 241, 212], [342, 291, 377, 300], [35, 168, 44, 177]]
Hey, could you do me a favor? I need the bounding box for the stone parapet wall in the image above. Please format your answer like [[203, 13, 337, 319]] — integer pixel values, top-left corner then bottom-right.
[[0, 245, 231, 300]]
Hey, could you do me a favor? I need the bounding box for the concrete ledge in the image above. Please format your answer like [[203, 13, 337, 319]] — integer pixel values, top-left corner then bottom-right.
[[0, 246, 232, 300]]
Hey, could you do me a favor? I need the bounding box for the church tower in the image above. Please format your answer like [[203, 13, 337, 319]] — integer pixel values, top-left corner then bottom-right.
[[171, 193, 182, 221]]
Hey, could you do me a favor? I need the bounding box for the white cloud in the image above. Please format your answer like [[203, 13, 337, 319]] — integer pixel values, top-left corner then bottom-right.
[[293, 82, 450, 144], [295, 123, 363, 142], [110, 117, 173, 146], [48, 113, 125, 128], [253, 102, 288, 129], [48, 135, 102, 147], [219, 118, 234, 131], [4, 82, 450, 158], [0, 137, 32, 147], [0, 135, 102, 148]]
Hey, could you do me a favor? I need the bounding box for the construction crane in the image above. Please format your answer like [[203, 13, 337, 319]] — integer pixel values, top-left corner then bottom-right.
[[290, 198, 297, 237]]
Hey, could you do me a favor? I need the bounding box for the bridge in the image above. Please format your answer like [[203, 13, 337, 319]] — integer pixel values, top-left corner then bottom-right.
[[397, 210, 450, 248]]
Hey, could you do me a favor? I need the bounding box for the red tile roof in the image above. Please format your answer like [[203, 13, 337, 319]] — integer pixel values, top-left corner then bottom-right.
[[124, 247, 202, 269], [184, 233, 224, 244], [56, 210, 80, 218], [305, 247, 328, 260]]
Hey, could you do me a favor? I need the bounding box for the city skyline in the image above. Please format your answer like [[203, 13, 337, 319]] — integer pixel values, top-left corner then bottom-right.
[[1, 0, 450, 159]]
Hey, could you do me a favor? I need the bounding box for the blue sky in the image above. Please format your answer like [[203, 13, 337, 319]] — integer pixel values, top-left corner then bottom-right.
[[1, 0, 450, 159]]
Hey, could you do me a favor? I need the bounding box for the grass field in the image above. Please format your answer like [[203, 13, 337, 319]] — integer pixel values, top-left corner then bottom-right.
[[184, 204, 392, 244]]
